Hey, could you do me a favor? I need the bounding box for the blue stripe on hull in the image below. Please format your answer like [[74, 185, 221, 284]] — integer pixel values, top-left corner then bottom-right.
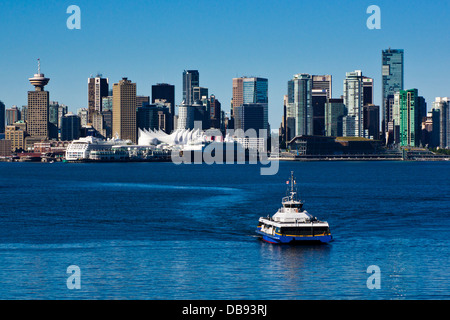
[[256, 230, 332, 244]]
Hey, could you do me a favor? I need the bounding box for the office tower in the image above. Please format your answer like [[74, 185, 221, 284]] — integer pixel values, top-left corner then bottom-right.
[[325, 98, 346, 137], [88, 75, 109, 123], [232, 78, 244, 116], [5, 121, 27, 151], [243, 77, 268, 130], [209, 95, 221, 129], [152, 83, 175, 133], [113, 77, 137, 143], [311, 75, 332, 136], [92, 111, 106, 138], [136, 96, 149, 109], [102, 96, 113, 111], [362, 77, 374, 106], [382, 49, 404, 137], [432, 97, 450, 148], [178, 101, 195, 130], [101, 110, 113, 138], [233, 103, 265, 136], [28, 59, 50, 139], [312, 75, 332, 99], [363, 104, 380, 140], [343, 70, 365, 137], [398, 89, 421, 147], [193, 87, 208, 102], [0, 101, 5, 134], [182, 70, 199, 105], [5, 106, 21, 125], [287, 74, 313, 136], [137, 104, 170, 133], [60, 114, 81, 141], [21, 105, 28, 122], [77, 108, 88, 127]]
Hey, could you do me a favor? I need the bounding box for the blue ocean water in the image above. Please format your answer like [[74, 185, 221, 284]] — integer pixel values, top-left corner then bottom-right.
[[0, 161, 448, 300]]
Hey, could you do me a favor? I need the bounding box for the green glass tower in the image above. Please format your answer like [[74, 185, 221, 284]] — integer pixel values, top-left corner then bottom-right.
[[399, 89, 419, 147]]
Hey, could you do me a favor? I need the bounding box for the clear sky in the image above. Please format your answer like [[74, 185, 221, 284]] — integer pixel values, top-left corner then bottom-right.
[[1, 0, 449, 129]]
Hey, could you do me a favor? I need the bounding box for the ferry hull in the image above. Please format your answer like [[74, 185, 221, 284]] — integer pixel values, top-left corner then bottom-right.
[[256, 230, 332, 244]]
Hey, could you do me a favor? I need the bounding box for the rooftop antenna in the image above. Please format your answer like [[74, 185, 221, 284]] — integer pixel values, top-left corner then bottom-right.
[[37, 58, 41, 74]]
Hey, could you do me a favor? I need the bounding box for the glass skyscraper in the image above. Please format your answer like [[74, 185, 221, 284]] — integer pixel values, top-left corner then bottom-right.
[[182, 70, 199, 105], [242, 77, 268, 130], [382, 49, 404, 137], [287, 74, 313, 136]]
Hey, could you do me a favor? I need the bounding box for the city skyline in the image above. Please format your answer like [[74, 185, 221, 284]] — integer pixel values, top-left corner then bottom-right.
[[1, 0, 450, 131]]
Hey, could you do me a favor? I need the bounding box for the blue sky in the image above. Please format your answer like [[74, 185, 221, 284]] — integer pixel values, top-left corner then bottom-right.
[[1, 0, 449, 129]]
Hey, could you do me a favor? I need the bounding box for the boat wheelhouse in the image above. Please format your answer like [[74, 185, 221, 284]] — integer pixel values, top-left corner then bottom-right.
[[256, 172, 332, 244]]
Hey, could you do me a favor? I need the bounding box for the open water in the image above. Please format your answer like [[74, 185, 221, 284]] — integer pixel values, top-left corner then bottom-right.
[[0, 161, 448, 299]]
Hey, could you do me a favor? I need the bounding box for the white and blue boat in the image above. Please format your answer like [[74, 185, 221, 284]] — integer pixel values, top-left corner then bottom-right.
[[256, 172, 332, 244]]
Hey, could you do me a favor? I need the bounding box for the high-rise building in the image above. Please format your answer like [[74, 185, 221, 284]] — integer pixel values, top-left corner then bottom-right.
[[343, 70, 365, 137], [0, 101, 5, 134], [77, 108, 89, 127], [28, 59, 50, 139], [232, 77, 269, 131], [362, 77, 374, 106], [60, 114, 81, 141], [88, 75, 109, 124], [137, 103, 170, 133], [112, 77, 137, 143], [382, 49, 404, 138], [432, 97, 450, 149], [363, 104, 380, 140], [325, 98, 346, 137], [178, 101, 195, 130], [287, 74, 313, 136], [136, 96, 150, 109], [312, 75, 332, 136], [398, 89, 421, 147], [231, 78, 244, 116], [193, 87, 208, 102], [312, 75, 332, 99], [152, 83, 175, 133], [233, 103, 266, 136], [182, 70, 199, 105], [209, 95, 221, 129], [5, 106, 21, 126]]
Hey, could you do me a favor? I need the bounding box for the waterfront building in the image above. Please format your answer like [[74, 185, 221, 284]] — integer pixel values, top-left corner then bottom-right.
[[88, 75, 109, 124], [182, 70, 199, 105], [432, 97, 450, 148], [5, 106, 20, 126], [362, 77, 374, 106], [287, 74, 313, 136], [343, 70, 365, 137], [0, 101, 4, 134], [28, 60, 50, 140], [5, 121, 27, 151], [382, 49, 404, 138], [325, 98, 346, 137], [60, 114, 81, 141], [0, 139, 11, 156], [112, 77, 137, 143]]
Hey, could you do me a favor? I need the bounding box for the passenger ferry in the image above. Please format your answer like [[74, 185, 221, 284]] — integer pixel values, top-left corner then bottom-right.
[[256, 172, 332, 244]]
